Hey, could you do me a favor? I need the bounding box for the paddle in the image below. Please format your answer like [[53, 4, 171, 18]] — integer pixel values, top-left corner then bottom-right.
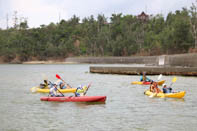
[[84, 83, 91, 96], [31, 87, 38, 93], [56, 74, 72, 88], [42, 73, 48, 81], [49, 81, 64, 97], [31, 74, 49, 93], [158, 74, 162, 81], [170, 77, 177, 87]]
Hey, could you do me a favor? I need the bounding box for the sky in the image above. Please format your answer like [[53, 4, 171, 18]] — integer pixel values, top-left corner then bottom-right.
[[0, 0, 196, 29]]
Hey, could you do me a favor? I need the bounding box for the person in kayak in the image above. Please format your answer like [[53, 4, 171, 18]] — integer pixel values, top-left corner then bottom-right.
[[150, 81, 160, 93], [75, 85, 88, 97], [55, 80, 71, 89], [39, 80, 49, 89], [162, 84, 172, 93], [49, 82, 64, 97], [140, 72, 151, 82]]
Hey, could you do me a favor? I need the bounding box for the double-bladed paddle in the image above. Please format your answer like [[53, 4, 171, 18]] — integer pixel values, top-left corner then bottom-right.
[[49, 81, 64, 97], [170, 77, 177, 87], [84, 83, 91, 96], [56, 74, 72, 88]]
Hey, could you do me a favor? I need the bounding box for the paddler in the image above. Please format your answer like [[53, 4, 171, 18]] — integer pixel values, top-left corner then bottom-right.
[[55, 79, 72, 89], [39, 80, 49, 89], [49, 82, 64, 97], [162, 84, 172, 93], [140, 72, 151, 82], [75, 85, 88, 97], [150, 81, 160, 93]]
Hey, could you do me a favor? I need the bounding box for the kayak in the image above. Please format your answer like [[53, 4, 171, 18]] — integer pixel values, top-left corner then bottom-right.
[[144, 90, 186, 98], [40, 96, 106, 102], [31, 86, 76, 93], [131, 80, 165, 86]]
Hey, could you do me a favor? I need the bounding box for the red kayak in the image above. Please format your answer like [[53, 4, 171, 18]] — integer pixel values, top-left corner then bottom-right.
[[40, 96, 106, 102]]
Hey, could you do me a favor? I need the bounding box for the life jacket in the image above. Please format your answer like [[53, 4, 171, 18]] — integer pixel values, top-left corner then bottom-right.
[[49, 86, 57, 96], [75, 85, 87, 96], [163, 87, 172, 93]]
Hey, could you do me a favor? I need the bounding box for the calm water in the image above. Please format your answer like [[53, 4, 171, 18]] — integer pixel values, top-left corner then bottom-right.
[[0, 64, 197, 131]]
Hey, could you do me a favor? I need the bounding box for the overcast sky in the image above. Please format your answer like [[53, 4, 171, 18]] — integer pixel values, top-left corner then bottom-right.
[[0, 0, 195, 29]]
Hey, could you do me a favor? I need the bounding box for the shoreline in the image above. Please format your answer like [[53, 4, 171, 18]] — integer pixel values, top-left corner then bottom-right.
[[22, 61, 78, 64]]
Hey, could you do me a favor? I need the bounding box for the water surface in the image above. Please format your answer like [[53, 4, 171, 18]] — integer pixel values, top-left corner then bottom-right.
[[0, 64, 196, 131]]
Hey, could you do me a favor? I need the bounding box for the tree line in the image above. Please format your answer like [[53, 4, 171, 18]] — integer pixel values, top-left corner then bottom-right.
[[0, 3, 197, 62]]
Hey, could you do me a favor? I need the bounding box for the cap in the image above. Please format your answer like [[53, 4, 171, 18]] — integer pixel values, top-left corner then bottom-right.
[[54, 82, 58, 85]]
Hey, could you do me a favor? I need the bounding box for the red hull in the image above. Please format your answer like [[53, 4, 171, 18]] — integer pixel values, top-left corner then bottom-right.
[[142, 82, 151, 85], [40, 96, 106, 102]]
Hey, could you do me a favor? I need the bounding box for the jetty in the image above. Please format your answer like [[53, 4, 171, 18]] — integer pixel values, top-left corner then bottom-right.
[[90, 66, 197, 76], [65, 53, 197, 76]]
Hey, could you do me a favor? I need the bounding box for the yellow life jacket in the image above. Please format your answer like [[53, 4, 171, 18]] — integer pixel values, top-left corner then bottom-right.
[[76, 85, 87, 93]]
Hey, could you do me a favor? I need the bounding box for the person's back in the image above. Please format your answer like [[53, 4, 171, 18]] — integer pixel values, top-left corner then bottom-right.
[[149, 81, 154, 92], [153, 82, 160, 93], [140, 72, 151, 82]]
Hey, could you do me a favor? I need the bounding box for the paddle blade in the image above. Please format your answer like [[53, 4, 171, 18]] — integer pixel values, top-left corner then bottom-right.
[[158, 74, 162, 81], [42, 73, 48, 80], [87, 83, 91, 88], [84, 83, 91, 95], [172, 77, 177, 83], [31, 87, 38, 93], [149, 93, 156, 98], [56, 74, 61, 79]]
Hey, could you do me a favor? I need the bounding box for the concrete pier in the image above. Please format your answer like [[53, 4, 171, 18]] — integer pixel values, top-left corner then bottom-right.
[[65, 53, 197, 76], [90, 66, 197, 76], [66, 53, 197, 67]]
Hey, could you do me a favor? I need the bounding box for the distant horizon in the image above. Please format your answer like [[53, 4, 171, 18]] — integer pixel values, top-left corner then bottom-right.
[[0, 0, 195, 29]]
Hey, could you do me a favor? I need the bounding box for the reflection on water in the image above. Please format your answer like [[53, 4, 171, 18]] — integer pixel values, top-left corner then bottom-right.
[[0, 64, 197, 131], [73, 102, 106, 109], [164, 98, 185, 102]]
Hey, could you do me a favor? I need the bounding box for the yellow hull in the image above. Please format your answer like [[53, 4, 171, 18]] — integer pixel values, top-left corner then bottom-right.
[[144, 90, 186, 98], [131, 80, 165, 86], [31, 86, 76, 93]]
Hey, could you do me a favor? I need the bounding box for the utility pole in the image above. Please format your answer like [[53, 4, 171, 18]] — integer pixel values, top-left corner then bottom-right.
[[59, 12, 61, 23], [6, 13, 9, 29], [13, 11, 18, 29]]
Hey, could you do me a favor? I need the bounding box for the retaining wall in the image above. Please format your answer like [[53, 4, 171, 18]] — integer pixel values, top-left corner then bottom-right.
[[65, 53, 197, 67]]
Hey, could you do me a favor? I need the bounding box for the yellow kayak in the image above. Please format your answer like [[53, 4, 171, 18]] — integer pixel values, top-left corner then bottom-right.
[[31, 86, 76, 93], [144, 90, 186, 98], [131, 80, 165, 86]]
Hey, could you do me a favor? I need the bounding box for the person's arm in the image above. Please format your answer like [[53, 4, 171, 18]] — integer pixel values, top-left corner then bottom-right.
[[66, 83, 71, 89], [146, 77, 151, 82], [140, 76, 143, 81]]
